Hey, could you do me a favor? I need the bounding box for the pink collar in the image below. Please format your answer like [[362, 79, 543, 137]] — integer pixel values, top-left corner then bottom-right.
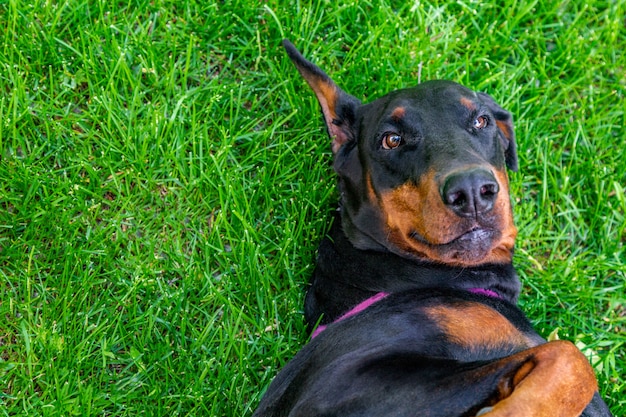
[[468, 287, 500, 298], [311, 292, 389, 338], [311, 288, 501, 339]]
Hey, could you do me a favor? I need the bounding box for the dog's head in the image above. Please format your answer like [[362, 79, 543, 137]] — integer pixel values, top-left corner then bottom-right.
[[284, 40, 518, 267]]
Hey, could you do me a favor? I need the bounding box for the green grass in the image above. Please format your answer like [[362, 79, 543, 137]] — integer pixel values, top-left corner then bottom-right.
[[0, 0, 624, 415]]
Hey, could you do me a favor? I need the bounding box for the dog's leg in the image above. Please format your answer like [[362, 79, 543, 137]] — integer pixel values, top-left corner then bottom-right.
[[482, 340, 599, 417]]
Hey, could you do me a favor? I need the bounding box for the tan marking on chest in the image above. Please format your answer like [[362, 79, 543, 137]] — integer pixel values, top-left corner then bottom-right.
[[424, 302, 536, 351]]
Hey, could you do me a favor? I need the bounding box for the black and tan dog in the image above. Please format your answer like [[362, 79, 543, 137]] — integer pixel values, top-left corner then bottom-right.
[[252, 40, 612, 416], [297, 48, 520, 328]]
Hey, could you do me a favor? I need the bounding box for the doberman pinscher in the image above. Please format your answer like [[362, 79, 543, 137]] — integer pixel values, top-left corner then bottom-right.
[[252, 40, 612, 417], [296, 48, 520, 328]]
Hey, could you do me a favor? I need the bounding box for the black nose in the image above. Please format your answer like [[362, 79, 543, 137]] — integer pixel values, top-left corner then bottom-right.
[[441, 169, 499, 217]]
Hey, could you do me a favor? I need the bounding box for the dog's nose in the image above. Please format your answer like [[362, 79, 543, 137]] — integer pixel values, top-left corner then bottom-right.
[[441, 169, 499, 217]]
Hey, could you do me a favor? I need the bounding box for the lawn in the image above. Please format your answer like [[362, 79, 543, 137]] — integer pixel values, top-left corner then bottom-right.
[[0, 0, 624, 415]]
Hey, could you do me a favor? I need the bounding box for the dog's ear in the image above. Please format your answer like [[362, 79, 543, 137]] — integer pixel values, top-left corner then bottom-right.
[[478, 92, 518, 172], [283, 39, 361, 154]]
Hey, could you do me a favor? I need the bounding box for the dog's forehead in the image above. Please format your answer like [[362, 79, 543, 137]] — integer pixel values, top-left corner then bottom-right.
[[359, 81, 481, 135], [383, 80, 479, 114]]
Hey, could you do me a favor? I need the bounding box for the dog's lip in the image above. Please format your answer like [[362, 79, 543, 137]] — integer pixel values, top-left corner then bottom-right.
[[410, 227, 495, 247], [452, 228, 494, 244]]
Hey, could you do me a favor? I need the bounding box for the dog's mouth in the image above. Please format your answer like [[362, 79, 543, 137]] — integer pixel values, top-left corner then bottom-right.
[[410, 227, 495, 246], [408, 226, 499, 263], [448, 227, 496, 245]]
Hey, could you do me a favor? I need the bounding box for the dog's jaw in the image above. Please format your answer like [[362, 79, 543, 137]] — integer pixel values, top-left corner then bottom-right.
[[342, 210, 517, 267], [339, 166, 517, 267]]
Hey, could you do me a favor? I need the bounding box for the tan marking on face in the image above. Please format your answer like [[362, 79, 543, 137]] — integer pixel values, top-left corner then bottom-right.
[[390, 106, 405, 121], [460, 96, 477, 112], [488, 168, 518, 262], [365, 171, 378, 204], [378, 167, 517, 266], [424, 302, 536, 351]]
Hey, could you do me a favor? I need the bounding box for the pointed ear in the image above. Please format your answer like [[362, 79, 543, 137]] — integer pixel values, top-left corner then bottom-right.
[[283, 39, 361, 154], [478, 92, 519, 172]]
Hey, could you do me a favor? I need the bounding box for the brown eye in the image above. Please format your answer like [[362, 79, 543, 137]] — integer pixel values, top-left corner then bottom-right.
[[382, 133, 403, 150], [473, 115, 488, 130]]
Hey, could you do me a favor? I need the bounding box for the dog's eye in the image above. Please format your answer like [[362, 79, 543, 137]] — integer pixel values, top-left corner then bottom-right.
[[473, 115, 489, 130], [382, 133, 403, 150]]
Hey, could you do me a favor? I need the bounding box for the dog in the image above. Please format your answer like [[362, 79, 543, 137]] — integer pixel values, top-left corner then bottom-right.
[[294, 45, 520, 328], [251, 40, 612, 416]]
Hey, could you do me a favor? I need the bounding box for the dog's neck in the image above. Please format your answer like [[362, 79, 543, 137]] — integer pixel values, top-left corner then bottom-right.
[[326, 211, 521, 300], [311, 288, 503, 339], [306, 212, 521, 327]]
